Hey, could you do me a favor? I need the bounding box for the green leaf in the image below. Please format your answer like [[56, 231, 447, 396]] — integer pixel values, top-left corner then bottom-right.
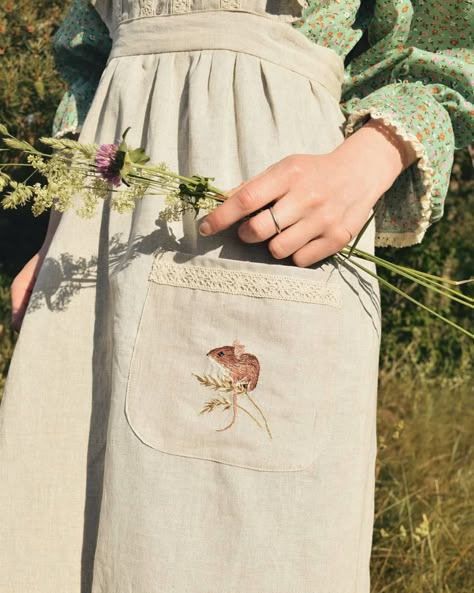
[[118, 127, 132, 152], [121, 127, 131, 142], [128, 147, 150, 166]]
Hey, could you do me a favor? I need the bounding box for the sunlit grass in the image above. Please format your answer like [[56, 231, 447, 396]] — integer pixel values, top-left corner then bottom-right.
[[371, 369, 473, 592]]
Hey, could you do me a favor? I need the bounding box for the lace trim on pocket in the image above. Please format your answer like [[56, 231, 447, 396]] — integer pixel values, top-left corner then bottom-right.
[[149, 260, 341, 308]]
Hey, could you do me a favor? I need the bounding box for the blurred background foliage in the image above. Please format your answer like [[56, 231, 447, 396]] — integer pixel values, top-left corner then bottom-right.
[[0, 1, 473, 591], [0, 0, 63, 274]]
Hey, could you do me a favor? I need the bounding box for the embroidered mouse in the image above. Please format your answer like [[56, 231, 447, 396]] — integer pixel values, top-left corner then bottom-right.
[[193, 339, 272, 439]]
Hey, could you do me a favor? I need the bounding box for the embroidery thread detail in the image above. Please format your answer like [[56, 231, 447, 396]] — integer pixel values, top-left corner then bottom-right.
[[173, 0, 189, 13], [194, 340, 272, 439], [220, 0, 242, 8], [114, 0, 123, 23], [149, 260, 341, 308], [138, 0, 155, 16]]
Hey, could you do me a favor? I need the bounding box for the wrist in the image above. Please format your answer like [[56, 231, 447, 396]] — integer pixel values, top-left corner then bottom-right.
[[331, 117, 418, 205], [363, 117, 418, 171]]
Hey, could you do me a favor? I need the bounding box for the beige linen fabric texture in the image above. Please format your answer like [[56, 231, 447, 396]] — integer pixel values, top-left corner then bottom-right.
[[0, 2, 381, 592]]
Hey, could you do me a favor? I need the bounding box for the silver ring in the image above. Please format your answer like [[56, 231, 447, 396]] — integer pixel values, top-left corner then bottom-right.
[[268, 205, 282, 234]]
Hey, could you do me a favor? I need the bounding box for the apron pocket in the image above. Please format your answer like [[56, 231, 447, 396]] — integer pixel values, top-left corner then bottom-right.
[[125, 249, 342, 472]]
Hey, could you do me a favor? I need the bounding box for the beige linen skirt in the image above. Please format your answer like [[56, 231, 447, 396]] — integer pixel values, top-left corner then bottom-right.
[[0, 9, 381, 593]]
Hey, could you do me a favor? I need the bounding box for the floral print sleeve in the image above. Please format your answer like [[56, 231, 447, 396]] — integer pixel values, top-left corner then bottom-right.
[[295, 0, 474, 246], [53, 0, 474, 246], [52, 0, 111, 139]]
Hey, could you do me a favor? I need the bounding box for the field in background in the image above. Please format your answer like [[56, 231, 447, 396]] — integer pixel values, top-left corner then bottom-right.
[[372, 374, 473, 592], [0, 0, 473, 590]]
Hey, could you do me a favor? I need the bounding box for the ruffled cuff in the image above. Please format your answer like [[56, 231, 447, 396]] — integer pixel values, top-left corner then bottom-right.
[[52, 90, 81, 138], [52, 74, 103, 139], [341, 82, 455, 248], [52, 0, 112, 137]]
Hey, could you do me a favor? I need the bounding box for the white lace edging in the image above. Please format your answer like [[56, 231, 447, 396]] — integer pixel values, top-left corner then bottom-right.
[[149, 261, 341, 308], [53, 124, 82, 139], [139, 0, 155, 16], [220, 0, 241, 8], [344, 108, 434, 248], [374, 231, 435, 247]]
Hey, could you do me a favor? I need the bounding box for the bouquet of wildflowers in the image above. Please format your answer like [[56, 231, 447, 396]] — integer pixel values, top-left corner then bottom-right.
[[0, 124, 472, 338]]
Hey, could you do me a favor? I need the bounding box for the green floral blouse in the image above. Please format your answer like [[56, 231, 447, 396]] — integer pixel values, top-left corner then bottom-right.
[[52, 0, 474, 247]]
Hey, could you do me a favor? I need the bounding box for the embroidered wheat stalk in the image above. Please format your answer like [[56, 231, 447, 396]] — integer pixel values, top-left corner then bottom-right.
[[199, 395, 263, 429], [193, 373, 270, 436], [194, 373, 246, 395], [199, 396, 233, 413]]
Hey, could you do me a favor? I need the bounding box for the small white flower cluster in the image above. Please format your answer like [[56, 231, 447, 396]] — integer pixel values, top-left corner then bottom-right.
[[159, 192, 220, 222], [1, 150, 106, 218], [108, 182, 148, 215], [1, 126, 223, 221], [0, 132, 153, 218], [0, 172, 11, 192]]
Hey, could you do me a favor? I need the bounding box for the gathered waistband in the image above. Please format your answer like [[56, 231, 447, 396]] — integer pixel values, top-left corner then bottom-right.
[[107, 11, 345, 102]]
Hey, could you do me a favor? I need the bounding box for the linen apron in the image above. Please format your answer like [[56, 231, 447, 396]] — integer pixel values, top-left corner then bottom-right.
[[0, 1, 382, 592]]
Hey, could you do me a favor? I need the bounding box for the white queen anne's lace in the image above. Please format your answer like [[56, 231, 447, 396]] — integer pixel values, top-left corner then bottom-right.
[[149, 260, 341, 308]]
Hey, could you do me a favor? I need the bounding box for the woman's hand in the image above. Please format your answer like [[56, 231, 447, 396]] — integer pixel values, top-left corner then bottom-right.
[[199, 118, 418, 267], [10, 251, 44, 332], [10, 209, 62, 331]]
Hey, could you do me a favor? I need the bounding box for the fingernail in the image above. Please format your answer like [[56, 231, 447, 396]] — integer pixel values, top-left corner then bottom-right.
[[199, 221, 212, 236]]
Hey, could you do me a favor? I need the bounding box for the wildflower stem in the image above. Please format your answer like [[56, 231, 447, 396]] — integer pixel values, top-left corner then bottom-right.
[[132, 164, 228, 198], [335, 254, 473, 339], [342, 247, 473, 307], [348, 203, 379, 257], [395, 265, 474, 288]]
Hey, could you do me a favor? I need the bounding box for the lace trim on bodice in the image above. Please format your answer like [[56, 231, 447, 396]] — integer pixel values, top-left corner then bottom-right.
[[92, 0, 304, 31], [138, 0, 155, 16]]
